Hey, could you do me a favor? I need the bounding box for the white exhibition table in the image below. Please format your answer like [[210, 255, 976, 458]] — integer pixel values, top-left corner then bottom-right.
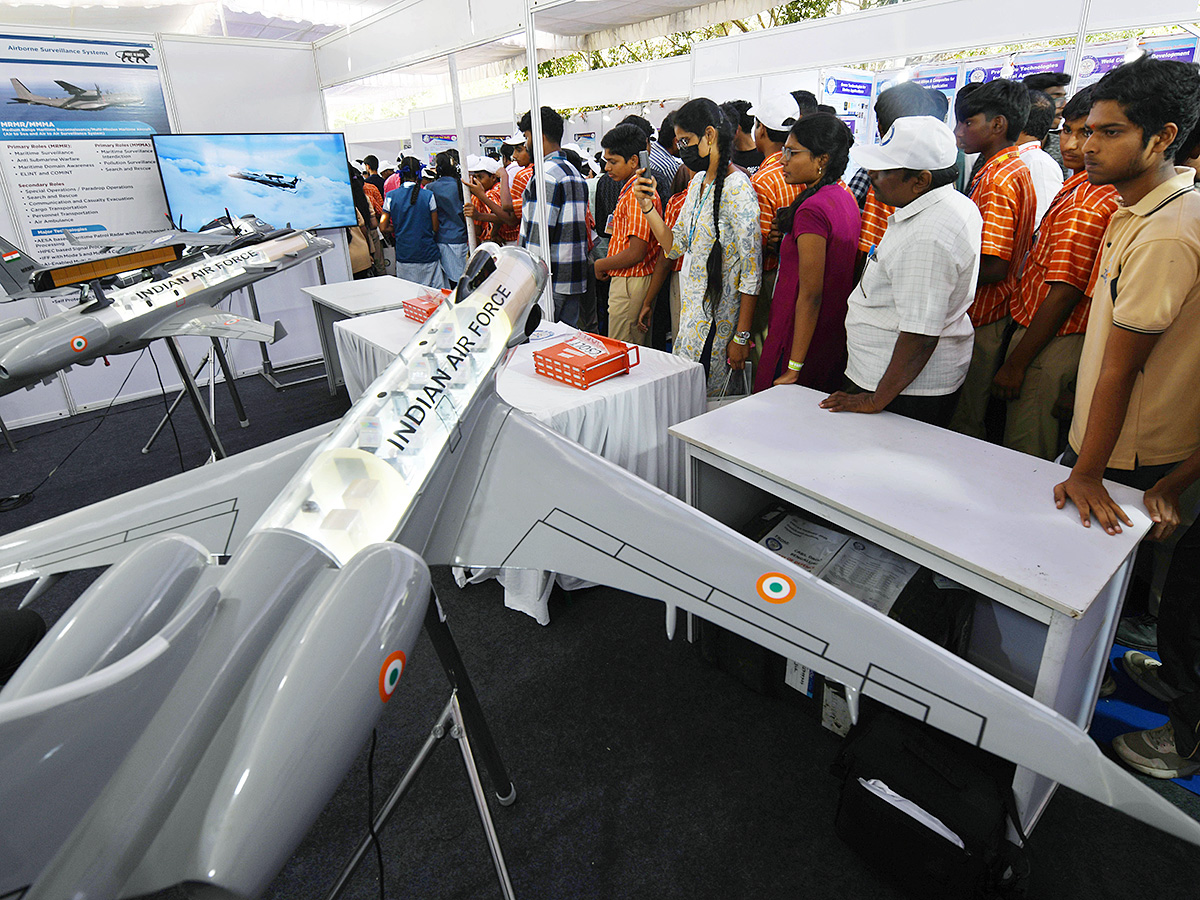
[[334, 307, 708, 623], [301, 276, 440, 395], [669, 385, 1150, 834]]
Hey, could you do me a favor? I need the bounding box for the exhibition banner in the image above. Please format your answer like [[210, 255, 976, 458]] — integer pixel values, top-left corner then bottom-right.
[[1078, 36, 1196, 86], [0, 139, 169, 266], [0, 33, 171, 139]]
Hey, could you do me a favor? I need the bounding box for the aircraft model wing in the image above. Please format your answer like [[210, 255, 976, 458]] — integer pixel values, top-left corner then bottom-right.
[[63, 229, 242, 255], [54, 80, 87, 96], [142, 309, 285, 343], [0, 423, 332, 602], [427, 403, 1200, 850]]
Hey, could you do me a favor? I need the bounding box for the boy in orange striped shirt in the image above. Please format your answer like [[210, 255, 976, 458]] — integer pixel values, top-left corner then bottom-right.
[[950, 79, 1037, 440], [595, 123, 661, 345], [500, 138, 534, 244], [992, 87, 1120, 459]]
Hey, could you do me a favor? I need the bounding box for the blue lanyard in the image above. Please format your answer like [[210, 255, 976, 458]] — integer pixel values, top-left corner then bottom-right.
[[688, 180, 715, 245]]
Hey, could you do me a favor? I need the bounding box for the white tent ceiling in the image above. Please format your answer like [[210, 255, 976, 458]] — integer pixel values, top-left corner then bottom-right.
[[0, 0, 395, 40]]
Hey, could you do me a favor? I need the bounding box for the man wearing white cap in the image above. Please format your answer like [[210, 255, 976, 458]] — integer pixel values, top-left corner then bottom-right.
[[820, 116, 983, 427], [748, 94, 805, 361], [462, 154, 514, 244]]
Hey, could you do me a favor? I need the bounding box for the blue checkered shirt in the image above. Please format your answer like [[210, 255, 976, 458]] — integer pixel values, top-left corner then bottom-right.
[[519, 152, 590, 296]]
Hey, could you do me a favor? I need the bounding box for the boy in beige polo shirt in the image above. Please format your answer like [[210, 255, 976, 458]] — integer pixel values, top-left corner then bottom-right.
[[1050, 56, 1200, 777]]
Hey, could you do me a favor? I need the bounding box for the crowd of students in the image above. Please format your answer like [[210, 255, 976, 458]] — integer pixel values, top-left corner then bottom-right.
[[336, 56, 1200, 781]]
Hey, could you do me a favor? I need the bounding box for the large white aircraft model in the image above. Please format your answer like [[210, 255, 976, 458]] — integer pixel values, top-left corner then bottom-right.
[[0, 244, 1197, 899]]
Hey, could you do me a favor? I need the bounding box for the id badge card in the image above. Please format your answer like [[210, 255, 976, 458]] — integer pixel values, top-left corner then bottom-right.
[[605, 214, 615, 234], [681, 251, 694, 282]]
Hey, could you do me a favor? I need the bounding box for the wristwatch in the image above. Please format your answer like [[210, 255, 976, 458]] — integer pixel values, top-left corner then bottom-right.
[[732, 331, 751, 346]]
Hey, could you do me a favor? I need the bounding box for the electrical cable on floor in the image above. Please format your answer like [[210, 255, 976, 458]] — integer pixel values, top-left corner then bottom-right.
[[147, 344, 186, 474], [0, 349, 147, 513], [367, 728, 387, 900]]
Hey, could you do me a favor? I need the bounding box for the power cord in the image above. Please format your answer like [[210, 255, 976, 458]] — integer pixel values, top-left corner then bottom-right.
[[147, 344, 186, 474], [1, 349, 146, 513], [367, 728, 387, 900]]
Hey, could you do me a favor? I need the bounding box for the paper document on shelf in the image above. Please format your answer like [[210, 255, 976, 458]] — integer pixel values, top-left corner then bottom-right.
[[821, 539, 920, 616], [757, 514, 850, 575], [858, 778, 965, 849]]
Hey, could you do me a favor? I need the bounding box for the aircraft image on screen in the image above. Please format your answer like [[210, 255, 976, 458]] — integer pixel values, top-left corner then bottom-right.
[[229, 170, 300, 191], [9, 77, 144, 110], [0, 217, 331, 398], [0, 244, 1197, 898]]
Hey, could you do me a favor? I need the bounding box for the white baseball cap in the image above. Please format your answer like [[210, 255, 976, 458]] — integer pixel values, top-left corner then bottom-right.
[[750, 94, 800, 132], [466, 154, 501, 174], [503, 132, 525, 146], [854, 116, 958, 171]]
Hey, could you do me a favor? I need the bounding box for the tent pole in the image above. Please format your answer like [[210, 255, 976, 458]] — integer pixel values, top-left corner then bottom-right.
[[1068, 0, 1095, 88], [448, 52, 478, 255], [524, 1, 555, 321]]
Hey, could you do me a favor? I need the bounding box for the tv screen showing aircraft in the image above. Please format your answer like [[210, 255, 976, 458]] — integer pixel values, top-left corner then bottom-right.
[[152, 132, 356, 231]]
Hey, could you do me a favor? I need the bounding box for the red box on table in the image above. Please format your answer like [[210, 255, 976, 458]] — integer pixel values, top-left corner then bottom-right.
[[532, 332, 640, 390]]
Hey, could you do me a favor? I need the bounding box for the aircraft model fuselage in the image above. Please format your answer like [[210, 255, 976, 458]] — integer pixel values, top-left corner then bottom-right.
[[1, 245, 1198, 899], [229, 170, 300, 191], [0, 229, 330, 397], [8, 78, 143, 110]]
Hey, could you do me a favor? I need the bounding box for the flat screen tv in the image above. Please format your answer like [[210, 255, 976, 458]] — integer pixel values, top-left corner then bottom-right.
[[152, 132, 356, 231]]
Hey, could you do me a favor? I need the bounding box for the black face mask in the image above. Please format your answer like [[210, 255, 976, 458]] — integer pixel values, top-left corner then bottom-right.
[[679, 141, 708, 172]]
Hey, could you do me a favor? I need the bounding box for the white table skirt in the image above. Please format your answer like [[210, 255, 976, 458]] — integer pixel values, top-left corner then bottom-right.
[[334, 312, 707, 622]]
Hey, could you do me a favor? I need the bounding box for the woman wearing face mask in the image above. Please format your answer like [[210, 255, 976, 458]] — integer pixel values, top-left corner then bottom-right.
[[633, 98, 762, 395], [756, 114, 860, 393]]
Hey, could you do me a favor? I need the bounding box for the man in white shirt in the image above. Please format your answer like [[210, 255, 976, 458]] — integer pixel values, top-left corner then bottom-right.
[[821, 116, 983, 427], [1017, 89, 1065, 226]]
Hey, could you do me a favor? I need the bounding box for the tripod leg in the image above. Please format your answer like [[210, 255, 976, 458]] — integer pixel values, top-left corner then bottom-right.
[[165, 338, 226, 460], [423, 596, 517, 805], [211, 338, 249, 427], [451, 693, 517, 900], [0, 413, 15, 452]]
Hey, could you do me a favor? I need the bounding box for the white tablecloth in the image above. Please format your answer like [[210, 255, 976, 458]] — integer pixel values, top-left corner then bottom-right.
[[334, 311, 707, 622]]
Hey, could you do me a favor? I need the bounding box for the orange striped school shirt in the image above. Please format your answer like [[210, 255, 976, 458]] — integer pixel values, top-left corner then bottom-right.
[[857, 185, 893, 254], [607, 178, 662, 278], [501, 165, 534, 243], [663, 190, 688, 273], [750, 151, 804, 272], [1010, 170, 1120, 336], [967, 146, 1036, 327], [471, 194, 492, 243]]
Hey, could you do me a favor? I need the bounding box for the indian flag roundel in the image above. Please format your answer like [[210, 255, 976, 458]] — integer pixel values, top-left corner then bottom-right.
[[756, 572, 796, 604], [378, 651, 406, 703], [70, 336, 88, 352]]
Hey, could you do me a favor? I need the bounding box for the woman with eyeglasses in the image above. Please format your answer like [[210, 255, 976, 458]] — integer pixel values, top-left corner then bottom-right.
[[633, 98, 762, 395], [755, 113, 861, 393]]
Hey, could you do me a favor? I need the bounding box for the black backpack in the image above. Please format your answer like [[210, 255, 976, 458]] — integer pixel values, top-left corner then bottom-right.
[[831, 705, 1030, 899]]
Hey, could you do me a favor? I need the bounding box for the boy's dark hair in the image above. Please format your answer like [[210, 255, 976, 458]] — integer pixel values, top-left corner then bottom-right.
[[601, 123, 647, 161], [1024, 89, 1057, 141], [619, 114, 653, 142], [363, 154, 379, 170], [1091, 55, 1200, 159], [719, 100, 754, 134], [1023, 72, 1071, 92], [816, 103, 836, 115], [875, 82, 945, 133], [517, 106, 565, 145], [657, 111, 677, 149], [1061, 85, 1094, 123], [791, 90, 818, 116], [954, 78, 1030, 141]]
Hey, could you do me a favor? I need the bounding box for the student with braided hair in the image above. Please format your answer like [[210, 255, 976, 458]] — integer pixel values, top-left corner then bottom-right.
[[756, 113, 861, 393], [633, 97, 762, 396], [381, 155, 444, 287]]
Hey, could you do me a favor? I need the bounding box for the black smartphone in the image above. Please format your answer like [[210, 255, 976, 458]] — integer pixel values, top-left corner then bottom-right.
[[638, 149, 649, 173]]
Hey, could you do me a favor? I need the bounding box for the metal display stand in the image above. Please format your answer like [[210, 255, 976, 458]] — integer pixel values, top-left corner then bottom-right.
[[163, 337, 228, 460], [249, 256, 328, 391], [324, 595, 517, 900], [144, 338, 249, 456]]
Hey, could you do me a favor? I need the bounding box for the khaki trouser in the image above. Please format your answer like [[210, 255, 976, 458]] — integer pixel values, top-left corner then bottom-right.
[[749, 266, 779, 369], [949, 316, 1010, 440], [1002, 325, 1084, 460], [607, 274, 652, 346]]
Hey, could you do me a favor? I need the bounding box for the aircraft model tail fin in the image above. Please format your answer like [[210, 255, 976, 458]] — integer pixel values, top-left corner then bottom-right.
[[435, 406, 1200, 849], [9, 77, 35, 102], [0, 233, 40, 297]]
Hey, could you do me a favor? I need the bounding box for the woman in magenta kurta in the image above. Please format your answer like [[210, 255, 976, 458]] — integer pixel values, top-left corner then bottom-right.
[[755, 114, 861, 394]]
